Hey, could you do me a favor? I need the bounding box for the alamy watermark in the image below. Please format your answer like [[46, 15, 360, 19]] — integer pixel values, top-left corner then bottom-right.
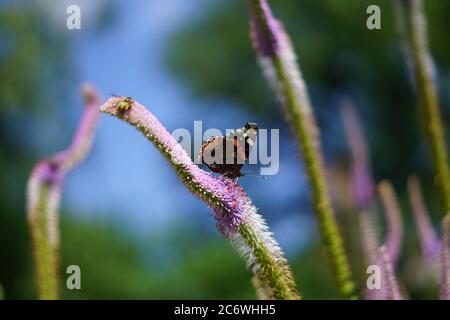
[[66, 5, 81, 30], [66, 265, 81, 290], [366, 5, 381, 30], [172, 121, 280, 176], [67, 4, 382, 31], [366, 264, 381, 290]]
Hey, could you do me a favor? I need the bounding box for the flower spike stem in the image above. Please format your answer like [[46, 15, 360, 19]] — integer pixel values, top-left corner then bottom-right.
[[247, 0, 356, 298], [441, 214, 450, 300], [27, 84, 100, 299], [100, 97, 299, 300], [379, 246, 403, 300], [359, 211, 379, 272], [395, 0, 450, 213], [407, 175, 440, 265], [378, 181, 403, 267], [340, 101, 375, 211]]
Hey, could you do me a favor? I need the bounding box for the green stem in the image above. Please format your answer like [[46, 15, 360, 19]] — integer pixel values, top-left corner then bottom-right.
[[239, 223, 300, 300], [397, 0, 450, 212], [247, 0, 356, 298], [274, 55, 356, 299], [28, 184, 59, 299]]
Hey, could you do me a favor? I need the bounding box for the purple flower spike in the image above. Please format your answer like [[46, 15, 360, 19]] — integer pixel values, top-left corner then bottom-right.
[[54, 84, 101, 171], [378, 180, 404, 268], [407, 175, 441, 266], [359, 211, 381, 299], [27, 83, 100, 299], [340, 101, 375, 211], [248, 0, 317, 143], [379, 245, 403, 300], [441, 214, 450, 300], [100, 97, 299, 300], [247, 0, 284, 57], [341, 102, 380, 299]]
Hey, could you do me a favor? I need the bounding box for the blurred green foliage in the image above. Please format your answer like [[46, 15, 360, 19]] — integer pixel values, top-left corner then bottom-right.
[[60, 217, 339, 299], [60, 218, 256, 299]]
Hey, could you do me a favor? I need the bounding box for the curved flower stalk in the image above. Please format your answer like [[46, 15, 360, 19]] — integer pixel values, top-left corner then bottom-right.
[[340, 101, 381, 299], [100, 96, 299, 300], [378, 181, 403, 267], [340, 101, 375, 211], [441, 214, 450, 300], [359, 211, 381, 299], [359, 211, 379, 272], [407, 175, 441, 265], [246, 0, 356, 299], [379, 246, 403, 300], [341, 102, 381, 299], [27, 84, 100, 299], [395, 0, 450, 213]]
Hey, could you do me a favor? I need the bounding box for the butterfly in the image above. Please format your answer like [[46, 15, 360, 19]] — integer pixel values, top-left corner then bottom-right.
[[198, 123, 258, 179]]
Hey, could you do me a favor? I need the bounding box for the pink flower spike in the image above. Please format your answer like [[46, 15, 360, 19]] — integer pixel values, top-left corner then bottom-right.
[[440, 214, 450, 300], [378, 180, 403, 267], [27, 83, 101, 299], [379, 245, 403, 300], [340, 101, 375, 210], [359, 211, 381, 300], [247, 0, 283, 58], [407, 175, 441, 266], [55, 84, 101, 171]]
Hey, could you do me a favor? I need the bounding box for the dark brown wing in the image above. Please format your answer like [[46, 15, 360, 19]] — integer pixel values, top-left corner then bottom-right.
[[199, 136, 243, 178]]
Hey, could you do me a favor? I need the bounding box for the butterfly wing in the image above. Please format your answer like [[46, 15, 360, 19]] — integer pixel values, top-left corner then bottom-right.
[[227, 122, 258, 162], [199, 123, 258, 179]]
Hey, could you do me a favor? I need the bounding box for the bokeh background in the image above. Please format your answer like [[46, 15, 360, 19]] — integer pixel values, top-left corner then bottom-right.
[[1, 0, 449, 299]]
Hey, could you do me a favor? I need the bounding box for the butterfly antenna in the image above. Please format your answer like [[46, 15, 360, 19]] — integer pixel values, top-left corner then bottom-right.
[[241, 171, 268, 180]]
